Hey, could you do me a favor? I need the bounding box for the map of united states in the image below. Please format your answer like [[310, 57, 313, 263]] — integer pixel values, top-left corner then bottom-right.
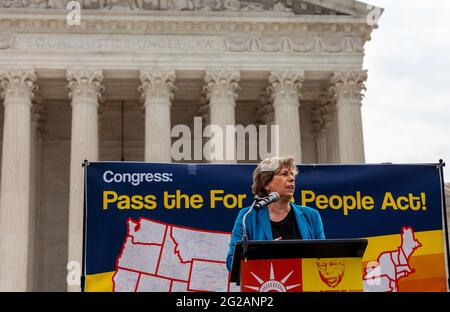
[[113, 217, 239, 292]]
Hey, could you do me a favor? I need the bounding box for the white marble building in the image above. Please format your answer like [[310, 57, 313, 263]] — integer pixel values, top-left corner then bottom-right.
[[0, 0, 445, 292]]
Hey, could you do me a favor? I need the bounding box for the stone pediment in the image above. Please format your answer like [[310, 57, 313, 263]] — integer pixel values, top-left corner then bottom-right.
[[0, 0, 372, 16]]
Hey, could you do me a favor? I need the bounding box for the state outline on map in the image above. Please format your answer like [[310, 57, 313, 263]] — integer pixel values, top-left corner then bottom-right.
[[113, 217, 233, 292]]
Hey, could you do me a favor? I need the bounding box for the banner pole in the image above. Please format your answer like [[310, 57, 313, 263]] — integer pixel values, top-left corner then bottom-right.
[[81, 159, 90, 292], [438, 159, 450, 290]]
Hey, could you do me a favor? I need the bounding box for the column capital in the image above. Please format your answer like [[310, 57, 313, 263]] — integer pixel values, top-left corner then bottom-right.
[[0, 68, 37, 105], [203, 69, 240, 104], [66, 68, 104, 104], [318, 88, 336, 106], [267, 69, 305, 104], [329, 70, 368, 103], [138, 69, 176, 104]]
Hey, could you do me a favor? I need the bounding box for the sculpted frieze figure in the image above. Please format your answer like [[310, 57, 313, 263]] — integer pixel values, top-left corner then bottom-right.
[[47, 0, 69, 9], [223, 0, 239, 11], [98, 0, 144, 10], [166, 0, 194, 11], [0, 0, 28, 8], [28, 0, 49, 8], [273, 0, 291, 12], [0, 0, 341, 13]]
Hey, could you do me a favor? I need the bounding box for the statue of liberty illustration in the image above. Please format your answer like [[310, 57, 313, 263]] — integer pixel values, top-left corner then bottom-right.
[[363, 226, 422, 292]]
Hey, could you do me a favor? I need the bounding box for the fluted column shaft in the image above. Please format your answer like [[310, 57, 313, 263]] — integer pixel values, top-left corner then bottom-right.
[[311, 104, 326, 163], [328, 113, 340, 163], [139, 69, 175, 162], [203, 69, 240, 162], [66, 69, 104, 291], [323, 102, 339, 163], [317, 128, 327, 163], [268, 70, 304, 162], [0, 69, 37, 291], [28, 103, 44, 291], [330, 71, 367, 163]]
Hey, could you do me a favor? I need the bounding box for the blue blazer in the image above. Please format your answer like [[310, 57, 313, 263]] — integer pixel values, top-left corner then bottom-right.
[[226, 202, 325, 271]]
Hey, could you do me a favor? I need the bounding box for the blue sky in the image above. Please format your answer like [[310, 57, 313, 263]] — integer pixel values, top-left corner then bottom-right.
[[362, 0, 450, 181]]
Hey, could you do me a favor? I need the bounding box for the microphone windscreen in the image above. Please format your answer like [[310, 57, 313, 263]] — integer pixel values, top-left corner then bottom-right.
[[270, 192, 280, 200]]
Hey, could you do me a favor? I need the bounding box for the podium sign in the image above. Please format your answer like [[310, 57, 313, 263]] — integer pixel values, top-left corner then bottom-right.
[[240, 258, 363, 292], [231, 239, 367, 292]]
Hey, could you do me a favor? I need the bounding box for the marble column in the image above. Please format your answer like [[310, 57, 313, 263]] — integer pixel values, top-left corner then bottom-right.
[[267, 70, 304, 162], [311, 101, 326, 163], [318, 88, 340, 164], [66, 69, 104, 291], [28, 102, 45, 291], [329, 71, 367, 163], [324, 100, 340, 164], [255, 92, 278, 160], [139, 69, 176, 162], [0, 68, 37, 291], [203, 69, 240, 162]]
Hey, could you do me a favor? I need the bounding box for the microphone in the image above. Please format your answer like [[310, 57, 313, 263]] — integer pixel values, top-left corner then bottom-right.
[[253, 192, 280, 210], [241, 192, 279, 263]]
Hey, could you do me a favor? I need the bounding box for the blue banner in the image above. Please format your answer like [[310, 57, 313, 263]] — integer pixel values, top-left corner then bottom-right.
[[84, 162, 448, 292]]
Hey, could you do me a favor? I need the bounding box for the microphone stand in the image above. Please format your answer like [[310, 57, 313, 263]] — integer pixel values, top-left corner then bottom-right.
[[242, 196, 258, 263]]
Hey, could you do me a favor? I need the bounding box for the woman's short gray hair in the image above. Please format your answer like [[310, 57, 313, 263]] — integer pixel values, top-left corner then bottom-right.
[[251, 156, 298, 198]]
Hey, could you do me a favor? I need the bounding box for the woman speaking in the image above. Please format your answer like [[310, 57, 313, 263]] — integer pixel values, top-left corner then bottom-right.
[[226, 156, 325, 271]]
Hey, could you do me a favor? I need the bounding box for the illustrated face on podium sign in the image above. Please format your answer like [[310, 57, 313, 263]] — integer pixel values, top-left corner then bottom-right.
[[316, 259, 345, 288], [302, 258, 363, 292]]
